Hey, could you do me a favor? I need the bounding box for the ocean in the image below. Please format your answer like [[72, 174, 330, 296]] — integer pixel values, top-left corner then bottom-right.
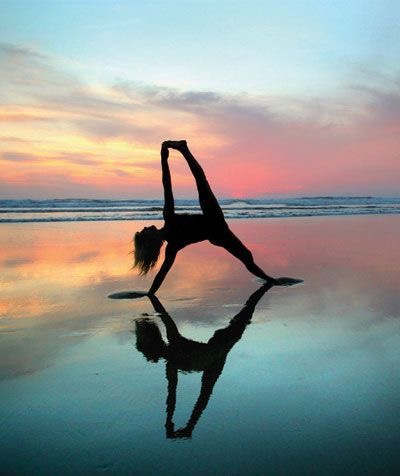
[[0, 196, 399, 223]]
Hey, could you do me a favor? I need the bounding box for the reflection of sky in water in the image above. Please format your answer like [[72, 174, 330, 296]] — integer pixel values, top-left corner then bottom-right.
[[1, 217, 400, 475]]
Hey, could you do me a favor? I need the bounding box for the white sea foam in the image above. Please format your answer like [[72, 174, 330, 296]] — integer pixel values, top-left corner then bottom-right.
[[0, 197, 399, 223]]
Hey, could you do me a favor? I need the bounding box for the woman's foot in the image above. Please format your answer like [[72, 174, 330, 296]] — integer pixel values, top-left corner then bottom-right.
[[163, 140, 187, 151], [274, 277, 303, 286]]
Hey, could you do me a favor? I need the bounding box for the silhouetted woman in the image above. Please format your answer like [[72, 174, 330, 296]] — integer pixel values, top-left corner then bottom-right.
[[134, 140, 278, 295], [135, 283, 271, 438]]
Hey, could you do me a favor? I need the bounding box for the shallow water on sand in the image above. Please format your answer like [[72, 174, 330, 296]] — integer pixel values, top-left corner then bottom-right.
[[1, 216, 400, 475]]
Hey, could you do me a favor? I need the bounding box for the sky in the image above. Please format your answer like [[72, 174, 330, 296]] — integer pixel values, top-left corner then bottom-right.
[[0, 0, 399, 199]]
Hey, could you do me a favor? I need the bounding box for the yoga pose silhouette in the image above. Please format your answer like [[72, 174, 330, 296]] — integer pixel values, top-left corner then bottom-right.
[[135, 283, 272, 439], [134, 140, 279, 295]]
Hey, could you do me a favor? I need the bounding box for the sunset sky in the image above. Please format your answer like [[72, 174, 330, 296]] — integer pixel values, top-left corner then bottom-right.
[[1, 0, 399, 199]]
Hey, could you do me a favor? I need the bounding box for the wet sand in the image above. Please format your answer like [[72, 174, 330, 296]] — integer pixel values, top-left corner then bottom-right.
[[1, 216, 400, 475]]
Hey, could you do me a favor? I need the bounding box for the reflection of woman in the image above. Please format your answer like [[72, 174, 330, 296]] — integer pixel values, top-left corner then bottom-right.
[[134, 140, 278, 295], [135, 284, 271, 439]]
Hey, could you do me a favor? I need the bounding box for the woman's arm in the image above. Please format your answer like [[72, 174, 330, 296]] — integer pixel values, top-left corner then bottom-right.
[[148, 244, 177, 295], [164, 140, 224, 222], [161, 144, 175, 220], [148, 294, 180, 342]]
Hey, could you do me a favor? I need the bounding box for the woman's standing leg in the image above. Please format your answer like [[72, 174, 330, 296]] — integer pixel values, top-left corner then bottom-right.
[[220, 230, 277, 283]]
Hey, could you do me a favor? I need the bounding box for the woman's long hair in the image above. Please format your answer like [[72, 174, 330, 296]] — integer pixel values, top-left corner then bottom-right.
[[135, 318, 167, 362], [134, 227, 164, 275]]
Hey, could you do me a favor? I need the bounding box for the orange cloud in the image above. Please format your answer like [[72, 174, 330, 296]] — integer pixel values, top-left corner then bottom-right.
[[0, 43, 399, 198]]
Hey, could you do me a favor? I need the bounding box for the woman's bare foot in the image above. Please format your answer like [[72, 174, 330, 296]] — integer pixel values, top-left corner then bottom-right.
[[163, 140, 187, 151], [274, 277, 303, 286]]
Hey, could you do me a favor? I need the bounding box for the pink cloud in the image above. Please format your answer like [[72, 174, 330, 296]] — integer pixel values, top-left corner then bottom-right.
[[0, 43, 399, 198]]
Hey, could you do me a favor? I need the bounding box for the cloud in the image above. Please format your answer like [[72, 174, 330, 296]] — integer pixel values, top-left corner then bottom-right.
[[2, 256, 35, 267], [113, 169, 130, 177], [69, 251, 100, 263], [57, 153, 100, 166], [0, 136, 28, 143], [365, 89, 400, 124], [115, 80, 223, 110], [2, 152, 38, 162], [0, 43, 133, 118], [0, 112, 49, 122], [0, 42, 399, 198], [0, 43, 46, 60], [0, 44, 173, 146], [1, 150, 103, 166], [34, 89, 133, 117], [76, 117, 159, 142]]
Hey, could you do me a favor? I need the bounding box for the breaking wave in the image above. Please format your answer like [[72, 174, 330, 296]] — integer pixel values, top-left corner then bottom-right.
[[1, 197, 399, 223]]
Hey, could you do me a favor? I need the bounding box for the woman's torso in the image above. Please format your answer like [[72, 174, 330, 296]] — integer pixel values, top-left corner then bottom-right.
[[164, 213, 228, 249]]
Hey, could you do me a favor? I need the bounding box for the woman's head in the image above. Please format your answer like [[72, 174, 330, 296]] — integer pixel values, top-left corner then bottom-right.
[[134, 225, 164, 275], [135, 318, 166, 362]]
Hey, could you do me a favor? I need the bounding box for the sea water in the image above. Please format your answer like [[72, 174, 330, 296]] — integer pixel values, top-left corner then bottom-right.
[[1, 196, 399, 223]]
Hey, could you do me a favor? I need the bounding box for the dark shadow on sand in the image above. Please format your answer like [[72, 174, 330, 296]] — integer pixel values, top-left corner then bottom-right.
[[108, 291, 148, 299]]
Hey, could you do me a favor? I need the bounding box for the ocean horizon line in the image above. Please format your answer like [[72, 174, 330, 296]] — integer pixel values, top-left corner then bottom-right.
[[1, 194, 399, 202]]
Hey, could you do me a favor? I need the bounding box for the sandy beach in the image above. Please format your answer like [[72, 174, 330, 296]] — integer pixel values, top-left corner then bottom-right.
[[1, 215, 400, 475]]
